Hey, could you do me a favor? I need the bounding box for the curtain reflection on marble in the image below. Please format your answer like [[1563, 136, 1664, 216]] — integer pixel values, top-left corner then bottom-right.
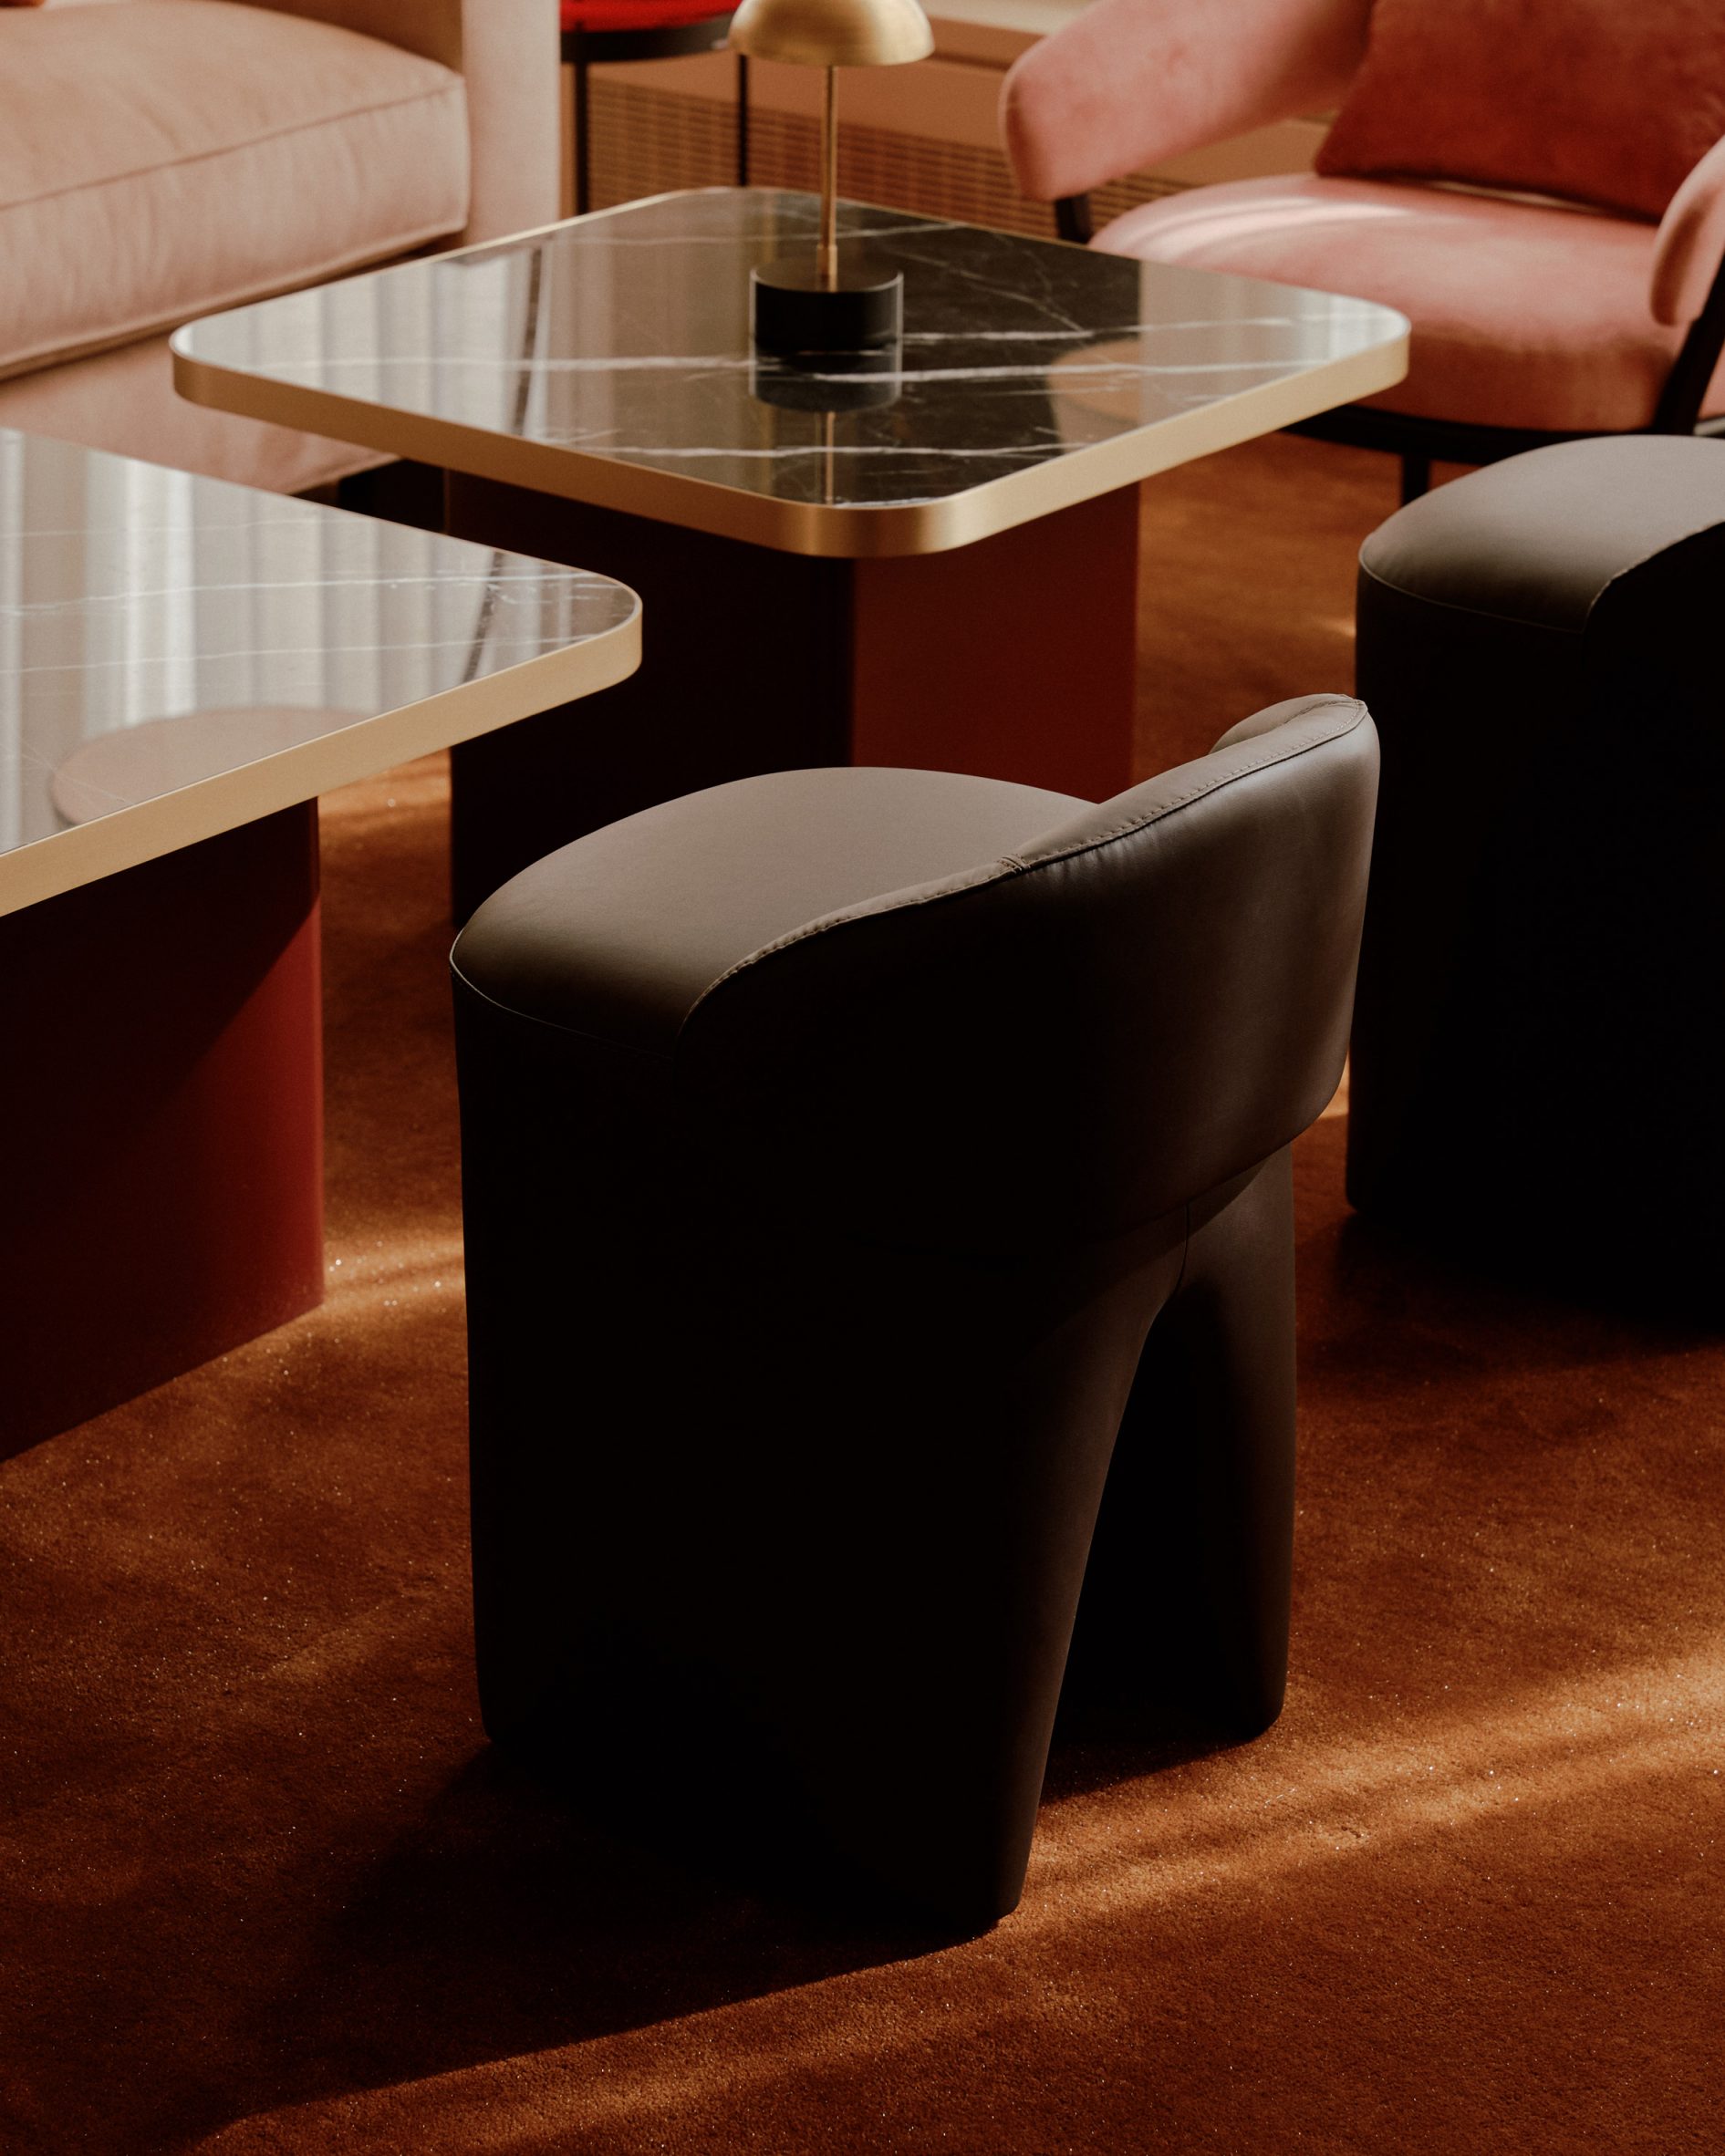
[[0, 433, 461, 847], [0, 428, 627, 856]]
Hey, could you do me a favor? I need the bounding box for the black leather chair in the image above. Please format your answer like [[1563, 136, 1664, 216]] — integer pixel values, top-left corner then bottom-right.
[[450, 693, 1379, 1930], [1347, 436, 1725, 1313]]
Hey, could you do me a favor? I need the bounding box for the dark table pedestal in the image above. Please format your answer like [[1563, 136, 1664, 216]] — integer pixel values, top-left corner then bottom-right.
[[443, 472, 1139, 917]]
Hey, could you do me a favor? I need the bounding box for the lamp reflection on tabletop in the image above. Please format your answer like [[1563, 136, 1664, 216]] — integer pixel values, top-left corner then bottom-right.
[[748, 344, 904, 504], [48, 707, 359, 829]]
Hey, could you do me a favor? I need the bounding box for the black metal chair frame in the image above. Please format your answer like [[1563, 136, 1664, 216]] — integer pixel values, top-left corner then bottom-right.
[[565, 12, 748, 218], [1055, 192, 1725, 503]]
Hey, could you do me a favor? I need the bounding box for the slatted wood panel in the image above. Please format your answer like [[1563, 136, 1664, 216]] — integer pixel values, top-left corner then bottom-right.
[[584, 78, 1179, 239]]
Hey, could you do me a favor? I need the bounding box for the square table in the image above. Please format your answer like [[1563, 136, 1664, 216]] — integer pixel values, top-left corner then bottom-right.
[[0, 429, 638, 1455], [174, 188, 1407, 903]]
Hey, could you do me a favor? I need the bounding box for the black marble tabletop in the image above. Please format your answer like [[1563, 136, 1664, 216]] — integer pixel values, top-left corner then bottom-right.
[[174, 189, 1408, 557]]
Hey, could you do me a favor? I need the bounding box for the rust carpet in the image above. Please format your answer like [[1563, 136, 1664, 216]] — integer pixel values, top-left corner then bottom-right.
[[2, 437, 1720, 2154]]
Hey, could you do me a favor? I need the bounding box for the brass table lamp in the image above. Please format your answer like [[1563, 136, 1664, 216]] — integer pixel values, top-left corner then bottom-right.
[[729, 0, 932, 355]]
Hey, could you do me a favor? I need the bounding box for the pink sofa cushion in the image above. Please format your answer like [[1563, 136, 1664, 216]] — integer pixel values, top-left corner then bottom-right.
[[1094, 175, 1720, 434], [1001, 0, 1374, 210], [0, 0, 469, 378], [1315, 0, 1725, 224]]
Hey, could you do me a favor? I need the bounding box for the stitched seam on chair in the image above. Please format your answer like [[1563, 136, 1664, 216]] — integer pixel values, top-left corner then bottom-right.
[[451, 959, 676, 1063], [687, 700, 1368, 1013], [0, 79, 464, 213], [1358, 557, 1595, 632], [692, 858, 1018, 1000], [997, 700, 1368, 872], [1589, 550, 1715, 625]]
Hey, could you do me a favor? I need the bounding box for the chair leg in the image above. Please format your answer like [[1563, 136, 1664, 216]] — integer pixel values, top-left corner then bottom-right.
[[736, 52, 750, 186], [1058, 1151, 1298, 1747], [484, 1228, 1190, 1925], [1399, 451, 1432, 504], [1055, 193, 1095, 245], [457, 985, 1192, 1928]]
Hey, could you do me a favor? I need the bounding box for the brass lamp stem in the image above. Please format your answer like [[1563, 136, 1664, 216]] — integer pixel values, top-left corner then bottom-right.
[[818, 65, 838, 290]]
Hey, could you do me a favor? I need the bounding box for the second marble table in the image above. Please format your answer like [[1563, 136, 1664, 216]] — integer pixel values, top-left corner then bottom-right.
[[174, 189, 1408, 893], [0, 429, 638, 1455]]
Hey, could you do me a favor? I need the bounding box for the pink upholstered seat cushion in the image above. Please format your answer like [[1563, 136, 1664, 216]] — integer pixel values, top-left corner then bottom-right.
[[0, 0, 469, 378], [1315, 0, 1725, 224], [1094, 174, 1720, 434]]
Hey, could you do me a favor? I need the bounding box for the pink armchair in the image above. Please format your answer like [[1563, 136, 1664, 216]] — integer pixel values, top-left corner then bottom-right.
[[0, 0, 559, 493], [1002, 0, 1725, 500]]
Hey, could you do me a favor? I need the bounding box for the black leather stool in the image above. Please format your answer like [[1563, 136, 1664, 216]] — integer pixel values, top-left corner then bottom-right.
[[450, 695, 1378, 1929], [1347, 437, 1725, 1310]]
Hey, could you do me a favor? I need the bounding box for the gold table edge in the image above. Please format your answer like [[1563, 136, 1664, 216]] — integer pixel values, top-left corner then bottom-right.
[[0, 605, 642, 920], [172, 327, 1410, 561]]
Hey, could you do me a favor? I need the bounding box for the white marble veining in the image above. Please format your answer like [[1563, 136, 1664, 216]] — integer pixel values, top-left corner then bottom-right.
[[0, 431, 639, 907], [174, 190, 1408, 554]]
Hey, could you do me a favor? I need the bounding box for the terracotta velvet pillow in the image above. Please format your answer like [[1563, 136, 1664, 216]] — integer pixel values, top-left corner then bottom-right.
[[1317, 0, 1725, 223]]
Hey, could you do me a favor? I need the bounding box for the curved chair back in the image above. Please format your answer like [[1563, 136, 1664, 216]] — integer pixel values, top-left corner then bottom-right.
[[681, 693, 1378, 1250], [1002, 0, 1372, 209]]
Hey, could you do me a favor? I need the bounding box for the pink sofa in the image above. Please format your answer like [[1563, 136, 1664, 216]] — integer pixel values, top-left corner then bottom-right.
[[1001, 0, 1725, 492], [0, 0, 560, 492]]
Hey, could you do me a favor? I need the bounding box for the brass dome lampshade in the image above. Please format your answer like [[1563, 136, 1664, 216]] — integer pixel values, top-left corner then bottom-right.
[[729, 0, 932, 356]]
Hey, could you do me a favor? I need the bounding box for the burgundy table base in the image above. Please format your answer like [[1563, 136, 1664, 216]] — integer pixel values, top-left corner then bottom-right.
[[0, 805, 324, 1458]]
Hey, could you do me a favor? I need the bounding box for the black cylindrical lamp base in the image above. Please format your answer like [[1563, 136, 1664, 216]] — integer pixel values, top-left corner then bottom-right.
[[751, 260, 903, 356]]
